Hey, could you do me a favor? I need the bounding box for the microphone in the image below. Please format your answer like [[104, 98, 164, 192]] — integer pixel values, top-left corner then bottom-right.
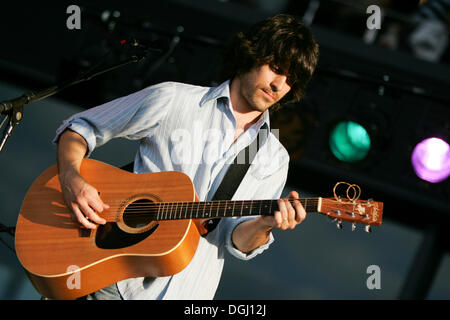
[[0, 86, 59, 114], [0, 94, 31, 114]]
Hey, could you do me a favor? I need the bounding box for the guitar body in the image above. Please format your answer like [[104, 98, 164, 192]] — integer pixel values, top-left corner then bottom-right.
[[15, 159, 202, 300]]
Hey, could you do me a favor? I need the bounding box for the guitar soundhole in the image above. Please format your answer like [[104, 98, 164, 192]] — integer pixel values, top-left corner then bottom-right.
[[95, 198, 159, 249], [123, 198, 155, 228]]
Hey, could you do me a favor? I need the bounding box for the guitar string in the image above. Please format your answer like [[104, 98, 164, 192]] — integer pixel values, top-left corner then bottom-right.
[[97, 199, 335, 220], [104, 198, 321, 207], [98, 199, 374, 222], [87, 197, 370, 214], [98, 202, 373, 222], [104, 199, 322, 214]]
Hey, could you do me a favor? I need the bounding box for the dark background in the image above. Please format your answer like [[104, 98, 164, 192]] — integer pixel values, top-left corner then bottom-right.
[[0, 0, 449, 300]]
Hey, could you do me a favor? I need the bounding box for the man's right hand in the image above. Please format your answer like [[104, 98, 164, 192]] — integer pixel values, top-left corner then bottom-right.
[[57, 129, 109, 229], [59, 170, 109, 229]]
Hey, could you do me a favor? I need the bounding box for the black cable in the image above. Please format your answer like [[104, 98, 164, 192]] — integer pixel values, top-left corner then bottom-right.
[[0, 236, 15, 254], [0, 222, 15, 236], [0, 222, 16, 254]]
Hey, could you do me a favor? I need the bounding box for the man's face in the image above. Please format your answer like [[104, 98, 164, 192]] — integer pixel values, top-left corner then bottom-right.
[[236, 64, 292, 112]]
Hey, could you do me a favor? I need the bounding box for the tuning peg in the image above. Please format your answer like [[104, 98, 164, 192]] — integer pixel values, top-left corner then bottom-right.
[[352, 223, 356, 231], [365, 225, 372, 233], [331, 209, 341, 216], [336, 220, 343, 230]]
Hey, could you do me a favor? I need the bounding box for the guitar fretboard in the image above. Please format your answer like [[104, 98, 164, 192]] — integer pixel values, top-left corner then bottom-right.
[[153, 199, 320, 221]]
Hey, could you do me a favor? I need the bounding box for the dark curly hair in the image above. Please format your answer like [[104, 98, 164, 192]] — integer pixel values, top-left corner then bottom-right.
[[221, 14, 319, 111]]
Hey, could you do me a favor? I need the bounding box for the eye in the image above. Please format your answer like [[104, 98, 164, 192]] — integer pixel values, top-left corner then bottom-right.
[[270, 65, 283, 75]]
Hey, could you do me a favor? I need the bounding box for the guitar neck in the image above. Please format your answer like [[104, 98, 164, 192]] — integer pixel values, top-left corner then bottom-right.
[[155, 198, 321, 221]]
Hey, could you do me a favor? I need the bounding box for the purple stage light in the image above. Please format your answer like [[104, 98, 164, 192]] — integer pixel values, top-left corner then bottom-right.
[[411, 137, 450, 183]]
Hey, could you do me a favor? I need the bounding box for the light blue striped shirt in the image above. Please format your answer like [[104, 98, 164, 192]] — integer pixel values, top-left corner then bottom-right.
[[54, 80, 290, 299]]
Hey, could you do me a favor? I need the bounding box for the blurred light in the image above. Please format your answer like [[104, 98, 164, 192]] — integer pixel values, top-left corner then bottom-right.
[[329, 121, 371, 162], [411, 137, 450, 183]]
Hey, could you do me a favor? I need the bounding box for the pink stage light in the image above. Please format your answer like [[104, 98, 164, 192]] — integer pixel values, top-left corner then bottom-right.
[[411, 137, 450, 183]]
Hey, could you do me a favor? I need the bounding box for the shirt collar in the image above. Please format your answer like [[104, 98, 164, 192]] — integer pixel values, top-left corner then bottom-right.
[[200, 80, 271, 134], [200, 80, 231, 107]]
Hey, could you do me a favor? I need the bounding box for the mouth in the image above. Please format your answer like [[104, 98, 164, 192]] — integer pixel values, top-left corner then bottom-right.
[[262, 89, 275, 101]]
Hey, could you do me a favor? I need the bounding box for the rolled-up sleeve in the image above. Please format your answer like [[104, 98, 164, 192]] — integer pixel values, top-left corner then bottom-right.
[[53, 82, 175, 156], [223, 216, 275, 260]]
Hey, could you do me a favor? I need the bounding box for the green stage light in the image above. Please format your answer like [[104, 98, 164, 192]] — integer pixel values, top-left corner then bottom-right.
[[329, 121, 371, 162]]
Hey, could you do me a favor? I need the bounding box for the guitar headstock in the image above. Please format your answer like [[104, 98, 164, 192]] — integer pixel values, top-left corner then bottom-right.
[[317, 182, 384, 232], [319, 198, 383, 225]]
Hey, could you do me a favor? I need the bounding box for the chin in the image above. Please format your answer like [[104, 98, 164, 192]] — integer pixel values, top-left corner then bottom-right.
[[253, 99, 271, 111], [251, 104, 268, 113]]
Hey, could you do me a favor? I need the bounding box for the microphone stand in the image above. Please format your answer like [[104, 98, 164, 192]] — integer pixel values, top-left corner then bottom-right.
[[0, 39, 151, 153]]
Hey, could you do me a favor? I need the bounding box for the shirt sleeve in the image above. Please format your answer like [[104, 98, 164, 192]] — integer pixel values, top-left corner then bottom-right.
[[223, 216, 275, 260], [53, 82, 175, 156]]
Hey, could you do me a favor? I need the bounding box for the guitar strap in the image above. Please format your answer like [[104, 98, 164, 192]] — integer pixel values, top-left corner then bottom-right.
[[204, 130, 262, 234]]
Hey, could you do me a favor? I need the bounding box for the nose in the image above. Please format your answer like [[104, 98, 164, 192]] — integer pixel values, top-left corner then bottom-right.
[[270, 75, 288, 92]]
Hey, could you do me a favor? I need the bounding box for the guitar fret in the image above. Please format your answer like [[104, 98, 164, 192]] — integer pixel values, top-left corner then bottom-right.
[[171, 202, 176, 219], [165, 203, 169, 220], [225, 200, 231, 217], [216, 200, 220, 218], [167, 202, 171, 220], [163, 203, 167, 220], [195, 202, 199, 219], [232, 200, 235, 217], [167, 203, 171, 220], [157, 203, 161, 220], [180, 202, 184, 219], [204, 202, 209, 218], [185, 202, 189, 219]]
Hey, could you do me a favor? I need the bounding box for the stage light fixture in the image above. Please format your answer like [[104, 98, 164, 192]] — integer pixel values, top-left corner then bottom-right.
[[411, 137, 450, 183], [329, 120, 371, 163]]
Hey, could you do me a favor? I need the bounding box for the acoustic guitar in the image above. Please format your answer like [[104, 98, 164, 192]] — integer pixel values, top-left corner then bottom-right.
[[15, 159, 383, 299]]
